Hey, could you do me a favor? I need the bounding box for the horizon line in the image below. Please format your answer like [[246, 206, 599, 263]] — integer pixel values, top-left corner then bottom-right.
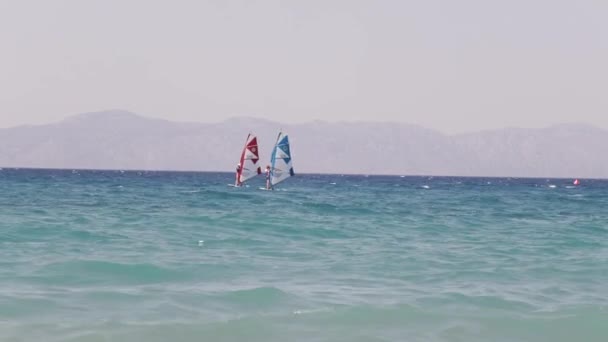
[[0, 166, 597, 181]]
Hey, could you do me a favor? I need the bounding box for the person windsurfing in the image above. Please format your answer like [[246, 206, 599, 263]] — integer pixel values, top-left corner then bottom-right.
[[235, 163, 242, 187], [265, 165, 271, 190]]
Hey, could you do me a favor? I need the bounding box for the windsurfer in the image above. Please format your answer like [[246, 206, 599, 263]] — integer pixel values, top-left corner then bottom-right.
[[265, 165, 271, 190], [235, 163, 242, 186]]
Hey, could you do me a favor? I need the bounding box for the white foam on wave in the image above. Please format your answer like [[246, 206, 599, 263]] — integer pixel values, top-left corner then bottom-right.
[[292, 307, 332, 316], [422, 185, 430, 189], [548, 185, 557, 188]]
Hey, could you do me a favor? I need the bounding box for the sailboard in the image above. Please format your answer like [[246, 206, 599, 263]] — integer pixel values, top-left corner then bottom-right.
[[233, 133, 262, 186], [268, 132, 294, 189]]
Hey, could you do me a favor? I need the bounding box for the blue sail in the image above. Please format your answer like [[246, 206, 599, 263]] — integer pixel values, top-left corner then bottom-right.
[[269, 132, 294, 187]]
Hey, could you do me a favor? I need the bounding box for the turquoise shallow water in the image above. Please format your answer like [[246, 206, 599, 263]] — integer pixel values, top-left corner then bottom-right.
[[1, 169, 607, 341]]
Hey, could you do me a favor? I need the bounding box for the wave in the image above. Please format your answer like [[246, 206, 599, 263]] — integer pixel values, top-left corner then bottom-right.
[[32, 260, 189, 285], [217, 286, 290, 307], [300, 201, 339, 211], [3, 304, 606, 342]]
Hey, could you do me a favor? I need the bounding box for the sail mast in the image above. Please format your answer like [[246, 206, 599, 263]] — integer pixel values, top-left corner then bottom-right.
[[269, 132, 282, 188], [237, 133, 250, 183]]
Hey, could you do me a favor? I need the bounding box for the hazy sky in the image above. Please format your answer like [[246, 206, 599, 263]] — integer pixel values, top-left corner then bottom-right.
[[1, 0, 606, 133]]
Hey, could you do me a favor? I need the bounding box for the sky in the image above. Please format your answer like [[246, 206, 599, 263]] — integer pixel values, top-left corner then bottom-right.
[[1, 0, 606, 133]]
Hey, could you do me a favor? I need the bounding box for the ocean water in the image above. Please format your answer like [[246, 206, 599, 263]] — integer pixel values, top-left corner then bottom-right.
[[1, 169, 607, 342]]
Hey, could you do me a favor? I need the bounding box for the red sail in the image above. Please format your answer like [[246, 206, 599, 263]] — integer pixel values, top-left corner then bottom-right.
[[238, 134, 263, 183]]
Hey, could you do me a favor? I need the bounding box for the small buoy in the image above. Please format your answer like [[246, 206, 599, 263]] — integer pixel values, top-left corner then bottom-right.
[[573, 179, 580, 186], [198, 240, 204, 246]]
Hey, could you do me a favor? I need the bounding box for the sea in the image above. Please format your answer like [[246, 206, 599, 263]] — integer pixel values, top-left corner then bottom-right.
[[1, 168, 607, 342]]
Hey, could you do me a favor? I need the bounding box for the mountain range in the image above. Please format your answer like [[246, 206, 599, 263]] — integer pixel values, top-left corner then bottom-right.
[[1, 110, 606, 178]]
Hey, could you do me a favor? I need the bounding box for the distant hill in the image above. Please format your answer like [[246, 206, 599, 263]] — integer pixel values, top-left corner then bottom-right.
[[1, 110, 607, 178]]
